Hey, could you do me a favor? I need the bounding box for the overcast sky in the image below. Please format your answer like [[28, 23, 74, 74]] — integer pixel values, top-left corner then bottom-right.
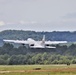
[[0, 0, 76, 31]]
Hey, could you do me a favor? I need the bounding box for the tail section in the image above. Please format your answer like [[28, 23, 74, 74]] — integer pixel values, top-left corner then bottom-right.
[[42, 35, 45, 42], [41, 35, 45, 47]]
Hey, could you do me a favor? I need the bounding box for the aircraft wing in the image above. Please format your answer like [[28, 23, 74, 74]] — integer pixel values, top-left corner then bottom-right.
[[3, 40, 28, 44], [45, 41, 67, 44]]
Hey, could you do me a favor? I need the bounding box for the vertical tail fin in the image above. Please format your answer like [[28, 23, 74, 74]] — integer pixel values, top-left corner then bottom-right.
[[41, 35, 45, 47], [42, 35, 45, 42]]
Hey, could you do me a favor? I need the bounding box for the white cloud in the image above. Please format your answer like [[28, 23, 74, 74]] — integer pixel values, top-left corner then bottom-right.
[[0, 21, 5, 26], [0, 21, 37, 26]]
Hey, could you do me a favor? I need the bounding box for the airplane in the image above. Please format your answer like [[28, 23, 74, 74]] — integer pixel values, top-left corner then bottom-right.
[[3, 35, 67, 49]]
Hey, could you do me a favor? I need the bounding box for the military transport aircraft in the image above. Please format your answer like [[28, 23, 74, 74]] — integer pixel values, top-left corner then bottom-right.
[[3, 35, 67, 49]]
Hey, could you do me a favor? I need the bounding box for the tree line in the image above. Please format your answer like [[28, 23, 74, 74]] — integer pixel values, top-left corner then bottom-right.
[[0, 43, 76, 65], [1, 30, 76, 41], [0, 53, 76, 65]]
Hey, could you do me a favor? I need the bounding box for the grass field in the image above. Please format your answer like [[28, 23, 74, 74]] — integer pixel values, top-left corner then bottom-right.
[[0, 65, 76, 75]]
